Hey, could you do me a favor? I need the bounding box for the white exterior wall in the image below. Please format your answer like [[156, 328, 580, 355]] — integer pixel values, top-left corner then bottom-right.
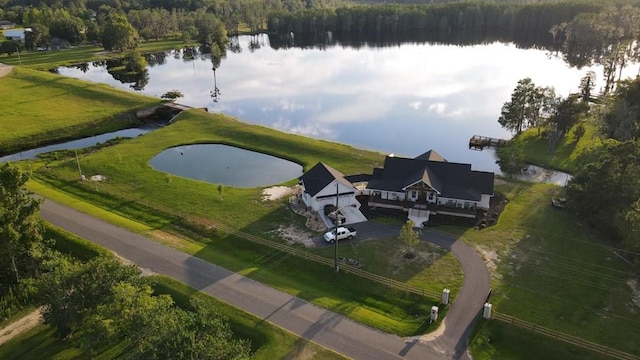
[[304, 180, 358, 212], [478, 194, 491, 210]]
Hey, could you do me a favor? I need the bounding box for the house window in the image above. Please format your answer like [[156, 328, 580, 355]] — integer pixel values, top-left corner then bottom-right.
[[410, 190, 418, 199], [427, 193, 435, 201]]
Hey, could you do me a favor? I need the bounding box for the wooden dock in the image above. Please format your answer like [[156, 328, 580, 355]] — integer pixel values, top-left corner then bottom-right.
[[469, 135, 508, 150]]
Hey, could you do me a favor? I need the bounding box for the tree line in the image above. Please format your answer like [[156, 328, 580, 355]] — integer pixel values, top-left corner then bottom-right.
[[0, 164, 251, 358], [496, 72, 640, 269], [266, 1, 607, 45]]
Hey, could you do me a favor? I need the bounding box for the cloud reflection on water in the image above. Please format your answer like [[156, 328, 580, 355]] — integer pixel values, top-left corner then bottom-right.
[[58, 35, 633, 173]]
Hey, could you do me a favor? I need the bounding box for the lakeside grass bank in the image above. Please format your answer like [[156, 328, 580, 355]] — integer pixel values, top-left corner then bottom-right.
[[0, 67, 159, 156], [30, 110, 452, 336], [0, 39, 193, 70]]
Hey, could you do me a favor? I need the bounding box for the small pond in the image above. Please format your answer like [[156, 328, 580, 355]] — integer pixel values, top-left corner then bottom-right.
[[0, 127, 154, 163], [149, 144, 303, 188]]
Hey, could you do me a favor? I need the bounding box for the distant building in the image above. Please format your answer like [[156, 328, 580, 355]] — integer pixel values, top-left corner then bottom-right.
[[49, 37, 71, 50], [0, 20, 15, 30], [3, 28, 30, 43]]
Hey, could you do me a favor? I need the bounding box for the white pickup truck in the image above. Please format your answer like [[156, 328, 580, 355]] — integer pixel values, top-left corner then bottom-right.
[[323, 227, 357, 243]]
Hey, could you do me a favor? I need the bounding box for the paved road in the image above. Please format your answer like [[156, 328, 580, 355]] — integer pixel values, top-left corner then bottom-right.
[[41, 200, 489, 359]]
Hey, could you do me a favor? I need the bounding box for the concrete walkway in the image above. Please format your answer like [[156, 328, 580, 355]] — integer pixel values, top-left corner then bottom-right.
[[40, 199, 490, 359]]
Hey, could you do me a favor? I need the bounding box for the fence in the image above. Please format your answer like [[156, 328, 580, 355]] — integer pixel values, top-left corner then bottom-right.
[[492, 311, 639, 360]]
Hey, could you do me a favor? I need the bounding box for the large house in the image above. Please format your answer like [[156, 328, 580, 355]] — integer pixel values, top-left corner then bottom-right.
[[299, 150, 494, 227], [364, 150, 494, 225]]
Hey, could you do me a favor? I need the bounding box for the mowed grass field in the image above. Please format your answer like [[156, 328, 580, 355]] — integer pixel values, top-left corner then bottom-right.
[[464, 180, 640, 356], [0, 67, 159, 155], [32, 110, 451, 336]]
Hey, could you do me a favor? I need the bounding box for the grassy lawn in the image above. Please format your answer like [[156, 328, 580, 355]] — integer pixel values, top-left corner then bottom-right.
[[470, 319, 604, 360], [0, 67, 159, 155], [29, 109, 454, 336], [0, 39, 192, 70], [509, 120, 602, 173], [33, 109, 384, 230], [458, 179, 640, 356], [313, 238, 463, 298]]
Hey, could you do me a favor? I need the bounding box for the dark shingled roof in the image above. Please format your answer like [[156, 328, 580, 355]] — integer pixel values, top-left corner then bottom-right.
[[299, 162, 353, 197], [415, 149, 447, 162], [344, 174, 372, 183], [366, 153, 494, 201]]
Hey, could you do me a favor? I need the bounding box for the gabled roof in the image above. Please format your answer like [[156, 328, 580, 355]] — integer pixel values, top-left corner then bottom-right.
[[415, 149, 447, 162], [299, 162, 353, 197], [366, 152, 494, 201]]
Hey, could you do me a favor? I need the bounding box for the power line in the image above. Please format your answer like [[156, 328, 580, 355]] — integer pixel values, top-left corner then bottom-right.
[[497, 282, 640, 325]]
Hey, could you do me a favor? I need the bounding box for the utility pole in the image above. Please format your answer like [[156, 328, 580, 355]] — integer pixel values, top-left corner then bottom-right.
[[334, 181, 339, 273], [75, 150, 84, 180]]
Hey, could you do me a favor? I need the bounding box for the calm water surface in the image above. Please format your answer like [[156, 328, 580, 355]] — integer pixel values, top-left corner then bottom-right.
[[149, 144, 303, 187], [0, 127, 153, 163], [58, 35, 632, 173]]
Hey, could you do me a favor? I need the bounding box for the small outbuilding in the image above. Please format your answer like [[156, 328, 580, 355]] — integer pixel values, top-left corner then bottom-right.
[[298, 162, 365, 224]]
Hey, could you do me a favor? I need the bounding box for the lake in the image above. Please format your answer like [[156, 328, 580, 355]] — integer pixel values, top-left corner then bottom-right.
[[58, 34, 633, 173], [149, 144, 303, 187]]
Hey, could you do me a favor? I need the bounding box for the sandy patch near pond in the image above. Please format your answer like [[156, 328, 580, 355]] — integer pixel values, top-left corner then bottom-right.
[[0, 63, 13, 78], [262, 186, 296, 201]]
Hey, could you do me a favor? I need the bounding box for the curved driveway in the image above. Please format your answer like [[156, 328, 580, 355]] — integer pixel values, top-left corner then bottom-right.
[[40, 200, 490, 359]]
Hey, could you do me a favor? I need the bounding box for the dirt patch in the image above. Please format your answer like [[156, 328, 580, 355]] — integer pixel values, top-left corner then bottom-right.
[[262, 186, 296, 201], [269, 225, 316, 247], [418, 322, 446, 342], [388, 246, 442, 276], [0, 308, 42, 346], [149, 229, 193, 251], [475, 245, 498, 270], [0, 63, 13, 79], [628, 279, 640, 312], [112, 251, 156, 277], [283, 340, 318, 360], [494, 178, 507, 186]]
